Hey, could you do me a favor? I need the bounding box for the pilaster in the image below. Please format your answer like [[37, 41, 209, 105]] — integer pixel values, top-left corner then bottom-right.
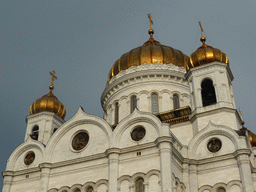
[[2, 171, 14, 192], [155, 136, 173, 192], [105, 148, 120, 192], [189, 163, 198, 192], [235, 149, 254, 192], [39, 163, 51, 192]]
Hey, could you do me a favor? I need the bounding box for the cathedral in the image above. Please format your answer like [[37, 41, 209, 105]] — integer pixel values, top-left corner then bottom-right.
[[2, 17, 256, 192]]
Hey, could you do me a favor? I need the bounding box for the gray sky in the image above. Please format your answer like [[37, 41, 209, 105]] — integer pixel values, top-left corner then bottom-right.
[[1, 0, 256, 188]]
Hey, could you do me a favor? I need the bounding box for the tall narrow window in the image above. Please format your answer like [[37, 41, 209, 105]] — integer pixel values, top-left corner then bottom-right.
[[131, 96, 137, 113], [173, 94, 180, 109], [114, 102, 119, 124], [151, 93, 159, 114], [201, 79, 217, 106], [135, 178, 144, 192], [31, 125, 39, 140]]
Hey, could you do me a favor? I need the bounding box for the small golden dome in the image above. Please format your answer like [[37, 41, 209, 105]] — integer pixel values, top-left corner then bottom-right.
[[248, 130, 256, 147], [188, 22, 229, 71], [30, 72, 66, 119], [108, 29, 189, 82]]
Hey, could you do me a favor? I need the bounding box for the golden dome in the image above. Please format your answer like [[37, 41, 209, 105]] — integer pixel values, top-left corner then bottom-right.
[[108, 29, 189, 82], [30, 71, 66, 119], [30, 85, 66, 119], [188, 22, 229, 71], [248, 130, 256, 147]]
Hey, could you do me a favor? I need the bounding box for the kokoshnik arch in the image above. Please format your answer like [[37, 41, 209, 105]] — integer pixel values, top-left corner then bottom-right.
[[2, 16, 256, 192]]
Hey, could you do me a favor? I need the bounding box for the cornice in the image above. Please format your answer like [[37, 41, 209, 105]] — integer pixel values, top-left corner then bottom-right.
[[26, 112, 65, 124], [185, 62, 233, 82], [109, 63, 186, 84], [2, 170, 14, 177], [190, 107, 237, 123]]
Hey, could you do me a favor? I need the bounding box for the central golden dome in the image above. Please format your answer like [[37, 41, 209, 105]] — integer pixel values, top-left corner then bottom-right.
[[108, 29, 189, 82]]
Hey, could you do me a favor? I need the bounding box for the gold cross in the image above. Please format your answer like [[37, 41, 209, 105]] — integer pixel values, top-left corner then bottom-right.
[[199, 21, 204, 38], [49, 71, 57, 86], [147, 14, 154, 30]]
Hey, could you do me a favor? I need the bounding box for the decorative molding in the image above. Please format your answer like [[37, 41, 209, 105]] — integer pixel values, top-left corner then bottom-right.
[[101, 63, 188, 108], [109, 63, 186, 84]]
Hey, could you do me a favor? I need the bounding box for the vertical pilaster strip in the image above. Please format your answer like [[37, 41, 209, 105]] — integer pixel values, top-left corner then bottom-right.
[[2, 171, 13, 192], [182, 160, 190, 192], [144, 182, 149, 192], [235, 149, 254, 192], [106, 148, 120, 192], [155, 136, 173, 192], [39, 163, 51, 192], [189, 163, 198, 192]]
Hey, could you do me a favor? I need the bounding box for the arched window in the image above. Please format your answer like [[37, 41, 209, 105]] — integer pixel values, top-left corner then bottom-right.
[[217, 187, 226, 192], [173, 94, 180, 109], [135, 178, 144, 192], [31, 125, 39, 140], [52, 128, 58, 134], [131, 95, 137, 113], [86, 187, 93, 192], [201, 79, 217, 106], [151, 93, 159, 114], [74, 188, 81, 192], [114, 102, 119, 124]]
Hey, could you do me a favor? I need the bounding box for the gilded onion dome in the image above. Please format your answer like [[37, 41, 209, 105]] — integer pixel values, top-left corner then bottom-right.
[[108, 29, 189, 82], [30, 71, 66, 119], [187, 22, 229, 71]]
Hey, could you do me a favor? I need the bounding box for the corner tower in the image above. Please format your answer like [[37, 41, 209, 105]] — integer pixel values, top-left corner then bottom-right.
[[26, 71, 66, 145], [186, 22, 239, 132]]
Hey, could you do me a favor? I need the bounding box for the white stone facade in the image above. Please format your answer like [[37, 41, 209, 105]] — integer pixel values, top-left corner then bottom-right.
[[2, 61, 256, 192]]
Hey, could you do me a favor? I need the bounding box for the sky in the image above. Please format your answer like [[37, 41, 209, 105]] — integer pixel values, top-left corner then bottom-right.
[[1, 0, 256, 189]]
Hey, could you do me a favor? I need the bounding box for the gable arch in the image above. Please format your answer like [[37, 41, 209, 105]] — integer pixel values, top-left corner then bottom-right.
[[112, 110, 163, 147], [6, 137, 45, 170], [188, 122, 240, 159]]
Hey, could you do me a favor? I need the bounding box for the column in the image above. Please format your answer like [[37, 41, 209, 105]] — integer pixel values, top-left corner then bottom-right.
[[189, 163, 198, 192], [2, 171, 13, 192], [39, 163, 51, 192], [106, 148, 120, 192], [182, 160, 190, 192], [235, 149, 254, 192], [155, 136, 173, 192]]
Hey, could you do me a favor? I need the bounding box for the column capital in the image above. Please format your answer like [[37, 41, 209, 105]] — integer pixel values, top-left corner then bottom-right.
[[234, 149, 251, 158], [105, 148, 121, 157], [154, 136, 173, 147], [39, 162, 52, 169]]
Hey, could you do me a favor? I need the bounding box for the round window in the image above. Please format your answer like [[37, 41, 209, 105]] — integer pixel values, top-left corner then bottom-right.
[[131, 126, 146, 141], [24, 151, 35, 165], [72, 132, 89, 151], [207, 138, 222, 153]]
